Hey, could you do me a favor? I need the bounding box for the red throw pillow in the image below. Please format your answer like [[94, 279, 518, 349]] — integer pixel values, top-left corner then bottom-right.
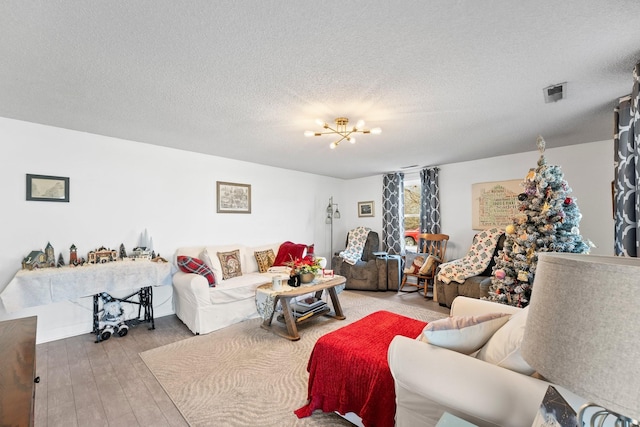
[[177, 255, 216, 287], [273, 241, 308, 266]]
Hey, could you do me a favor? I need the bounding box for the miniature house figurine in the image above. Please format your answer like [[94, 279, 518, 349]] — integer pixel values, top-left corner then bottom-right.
[[22, 250, 47, 270], [69, 244, 78, 265], [88, 246, 118, 264], [45, 242, 56, 267]]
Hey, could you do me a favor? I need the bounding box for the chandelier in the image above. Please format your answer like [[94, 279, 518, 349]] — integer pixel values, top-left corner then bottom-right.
[[304, 117, 381, 149]]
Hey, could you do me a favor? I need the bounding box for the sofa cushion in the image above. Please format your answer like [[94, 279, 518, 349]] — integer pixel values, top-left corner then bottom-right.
[[254, 249, 276, 273], [176, 255, 215, 287], [217, 249, 243, 280], [476, 307, 535, 375], [419, 312, 511, 354]]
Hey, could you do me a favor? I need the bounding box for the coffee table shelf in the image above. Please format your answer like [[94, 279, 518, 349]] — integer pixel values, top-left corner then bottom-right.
[[257, 275, 346, 341]]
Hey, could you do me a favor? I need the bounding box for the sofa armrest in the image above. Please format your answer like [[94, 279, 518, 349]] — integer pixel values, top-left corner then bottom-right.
[[388, 335, 551, 426], [450, 296, 521, 317], [172, 271, 211, 307]]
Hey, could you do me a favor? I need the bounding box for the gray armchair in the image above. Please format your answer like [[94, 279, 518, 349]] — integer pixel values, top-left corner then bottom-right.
[[435, 232, 506, 307], [332, 230, 386, 291]]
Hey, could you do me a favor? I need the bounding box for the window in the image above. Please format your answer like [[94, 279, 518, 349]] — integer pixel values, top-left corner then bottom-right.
[[404, 176, 420, 252]]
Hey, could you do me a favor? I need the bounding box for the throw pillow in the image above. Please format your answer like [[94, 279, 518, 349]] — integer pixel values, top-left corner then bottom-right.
[[404, 256, 425, 274], [476, 307, 535, 375], [176, 255, 216, 287], [217, 250, 243, 280], [418, 255, 440, 275], [419, 312, 511, 354], [254, 249, 276, 273], [273, 241, 308, 266]]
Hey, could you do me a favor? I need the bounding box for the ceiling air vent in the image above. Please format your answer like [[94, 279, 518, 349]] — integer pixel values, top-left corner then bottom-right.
[[543, 82, 567, 103]]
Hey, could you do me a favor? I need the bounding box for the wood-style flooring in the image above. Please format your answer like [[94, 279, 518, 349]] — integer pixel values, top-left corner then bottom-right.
[[34, 290, 449, 427]]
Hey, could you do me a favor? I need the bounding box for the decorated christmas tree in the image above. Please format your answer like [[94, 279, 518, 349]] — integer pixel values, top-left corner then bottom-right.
[[487, 136, 591, 307]]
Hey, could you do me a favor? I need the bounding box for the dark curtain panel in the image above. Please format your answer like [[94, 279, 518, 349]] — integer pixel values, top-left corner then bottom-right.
[[614, 62, 640, 256], [382, 172, 404, 255], [419, 167, 441, 234]]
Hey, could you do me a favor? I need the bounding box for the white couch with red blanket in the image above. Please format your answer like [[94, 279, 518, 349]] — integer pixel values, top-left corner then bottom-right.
[[172, 241, 311, 334]]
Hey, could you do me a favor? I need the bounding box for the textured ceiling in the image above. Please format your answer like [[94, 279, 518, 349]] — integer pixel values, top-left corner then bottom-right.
[[1, 1, 639, 179]]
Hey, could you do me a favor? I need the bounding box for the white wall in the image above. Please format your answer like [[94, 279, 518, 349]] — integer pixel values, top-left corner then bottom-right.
[[341, 140, 615, 261], [0, 115, 614, 343], [0, 117, 344, 342]]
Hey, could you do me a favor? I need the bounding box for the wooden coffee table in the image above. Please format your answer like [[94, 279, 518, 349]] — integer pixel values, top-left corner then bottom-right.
[[257, 275, 346, 341]]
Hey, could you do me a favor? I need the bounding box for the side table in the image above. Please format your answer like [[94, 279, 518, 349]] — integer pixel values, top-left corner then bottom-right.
[[255, 275, 346, 341]]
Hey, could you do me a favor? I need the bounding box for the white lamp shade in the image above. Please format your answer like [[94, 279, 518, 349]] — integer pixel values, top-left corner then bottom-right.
[[521, 253, 640, 421]]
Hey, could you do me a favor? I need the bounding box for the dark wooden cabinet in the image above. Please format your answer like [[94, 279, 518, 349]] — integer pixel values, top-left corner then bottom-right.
[[0, 316, 37, 426]]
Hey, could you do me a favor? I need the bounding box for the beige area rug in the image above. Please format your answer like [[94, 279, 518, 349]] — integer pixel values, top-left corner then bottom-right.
[[139, 291, 447, 427]]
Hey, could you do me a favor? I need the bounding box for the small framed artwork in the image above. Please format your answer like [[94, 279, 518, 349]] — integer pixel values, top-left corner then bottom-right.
[[26, 174, 70, 202], [216, 181, 251, 214], [358, 201, 374, 217]]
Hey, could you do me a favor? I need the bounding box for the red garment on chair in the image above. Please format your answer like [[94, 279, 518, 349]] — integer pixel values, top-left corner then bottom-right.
[[294, 310, 428, 427]]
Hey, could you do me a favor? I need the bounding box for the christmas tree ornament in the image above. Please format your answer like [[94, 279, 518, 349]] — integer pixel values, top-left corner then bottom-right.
[[526, 169, 536, 181], [495, 269, 506, 280], [536, 135, 546, 153], [541, 202, 551, 214], [517, 270, 529, 282], [564, 197, 572, 205], [518, 193, 527, 201], [505, 224, 516, 234]]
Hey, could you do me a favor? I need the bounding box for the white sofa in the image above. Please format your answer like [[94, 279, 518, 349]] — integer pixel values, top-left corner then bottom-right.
[[172, 242, 287, 334], [388, 297, 589, 427]]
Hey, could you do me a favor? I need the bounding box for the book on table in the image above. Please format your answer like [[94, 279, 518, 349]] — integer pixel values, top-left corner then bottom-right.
[[296, 297, 325, 309], [291, 300, 328, 318]]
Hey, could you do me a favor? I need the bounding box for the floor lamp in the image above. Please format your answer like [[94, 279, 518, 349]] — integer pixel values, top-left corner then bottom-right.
[[325, 197, 340, 268]]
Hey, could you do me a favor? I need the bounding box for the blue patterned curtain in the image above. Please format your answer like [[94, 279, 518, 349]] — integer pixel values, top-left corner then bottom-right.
[[419, 167, 441, 234], [382, 172, 404, 255], [614, 62, 640, 256]]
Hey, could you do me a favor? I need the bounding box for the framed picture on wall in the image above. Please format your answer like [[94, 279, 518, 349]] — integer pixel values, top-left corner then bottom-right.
[[358, 201, 374, 217], [26, 174, 70, 202], [471, 179, 521, 229], [216, 181, 251, 213]]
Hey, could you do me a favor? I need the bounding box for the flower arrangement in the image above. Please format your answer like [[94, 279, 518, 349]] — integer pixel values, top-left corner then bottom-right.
[[287, 256, 321, 275]]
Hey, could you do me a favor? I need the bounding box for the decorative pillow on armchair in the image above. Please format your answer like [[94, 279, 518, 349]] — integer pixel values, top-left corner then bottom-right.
[[476, 307, 535, 375], [419, 312, 511, 354], [418, 255, 440, 275], [176, 256, 216, 287], [217, 250, 243, 280], [404, 256, 425, 274]]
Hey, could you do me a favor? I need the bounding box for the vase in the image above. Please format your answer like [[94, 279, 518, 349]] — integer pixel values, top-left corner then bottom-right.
[[299, 272, 315, 284]]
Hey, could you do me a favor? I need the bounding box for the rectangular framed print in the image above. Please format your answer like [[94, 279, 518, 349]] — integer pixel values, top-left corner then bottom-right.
[[26, 174, 69, 202], [471, 179, 521, 229], [358, 201, 374, 217], [216, 181, 251, 213]]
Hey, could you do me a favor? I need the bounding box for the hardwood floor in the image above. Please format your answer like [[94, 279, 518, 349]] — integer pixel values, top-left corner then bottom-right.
[[34, 290, 449, 427]]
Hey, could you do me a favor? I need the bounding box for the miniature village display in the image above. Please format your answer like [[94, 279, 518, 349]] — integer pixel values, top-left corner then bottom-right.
[[19, 230, 167, 270]]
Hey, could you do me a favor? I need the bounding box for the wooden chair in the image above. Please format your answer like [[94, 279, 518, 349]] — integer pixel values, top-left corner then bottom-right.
[[399, 233, 449, 298]]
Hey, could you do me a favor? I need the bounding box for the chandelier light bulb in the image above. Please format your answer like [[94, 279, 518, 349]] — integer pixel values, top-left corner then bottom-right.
[[315, 118, 325, 127], [304, 130, 314, 137], [370, 127, 382, 135], [329, 142, 337, 149], [349, 137, 356, 144], [356, 120, 365, 130]]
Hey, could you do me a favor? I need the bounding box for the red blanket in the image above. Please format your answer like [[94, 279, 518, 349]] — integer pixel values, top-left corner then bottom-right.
[[294, 310, 427, 427]]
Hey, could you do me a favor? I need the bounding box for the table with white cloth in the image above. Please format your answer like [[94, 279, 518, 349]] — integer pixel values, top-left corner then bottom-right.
[[255, 275, 346, 341], [0, 260, 174, 341]]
